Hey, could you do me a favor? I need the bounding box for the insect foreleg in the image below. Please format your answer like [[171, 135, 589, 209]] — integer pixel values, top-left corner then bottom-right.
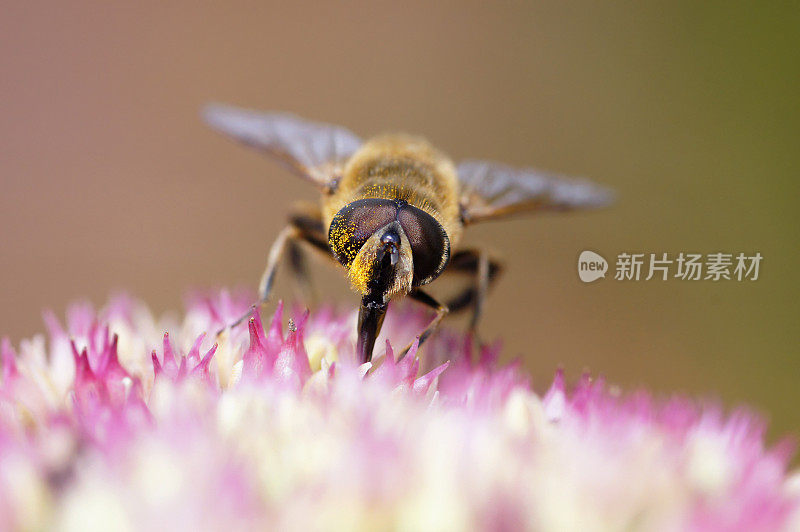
[[398, 289, 449, 361], [215, 216, 331, 339], [256, 225, 299, 303], [443, 249, 503, 333]]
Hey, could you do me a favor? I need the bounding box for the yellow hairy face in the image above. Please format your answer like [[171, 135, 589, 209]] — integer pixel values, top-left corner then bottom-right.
[[346, 226, 414, 299]]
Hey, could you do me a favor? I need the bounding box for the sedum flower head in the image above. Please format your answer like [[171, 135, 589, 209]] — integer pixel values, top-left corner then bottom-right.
[[0, 291, 798, 531]]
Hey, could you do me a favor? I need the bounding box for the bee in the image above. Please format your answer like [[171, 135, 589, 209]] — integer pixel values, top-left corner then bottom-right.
[[204, 104, 614, 363]]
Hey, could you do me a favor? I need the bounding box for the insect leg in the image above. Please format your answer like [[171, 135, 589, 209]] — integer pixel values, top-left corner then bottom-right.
[[398, 289, 449, 360], [256, 225, 301, 303], [215, 225, 300, 337], [212, 215, 332, 336], [285, 210, 336, 306], [287, 212, 331, 255], [443, 249, 504, 333]]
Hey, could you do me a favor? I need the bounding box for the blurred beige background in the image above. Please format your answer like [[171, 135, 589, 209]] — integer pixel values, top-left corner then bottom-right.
[[1, 3, 797, 436]]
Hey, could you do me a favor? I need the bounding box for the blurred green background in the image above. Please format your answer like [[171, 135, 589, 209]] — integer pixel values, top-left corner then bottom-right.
[[1, 2, 797, 438]]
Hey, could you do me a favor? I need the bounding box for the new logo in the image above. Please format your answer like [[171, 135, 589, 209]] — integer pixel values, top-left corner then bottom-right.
[[578, 251, 608, 283]]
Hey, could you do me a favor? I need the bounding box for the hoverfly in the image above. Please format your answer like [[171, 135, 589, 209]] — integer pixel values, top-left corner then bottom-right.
[[204, 104, 613, 363]]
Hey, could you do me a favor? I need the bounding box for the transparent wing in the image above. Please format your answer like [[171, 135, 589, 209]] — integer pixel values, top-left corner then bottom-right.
[[457, 160, 615, 223], [203, 103, 363, 190]]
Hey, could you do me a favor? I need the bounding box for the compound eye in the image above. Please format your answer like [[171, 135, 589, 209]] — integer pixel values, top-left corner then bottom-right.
[[398, 206, 450, 286], [328, 199, 398, 267]]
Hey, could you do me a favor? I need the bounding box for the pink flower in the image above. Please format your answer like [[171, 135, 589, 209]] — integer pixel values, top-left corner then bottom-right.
[[0, 291, 797, 531]]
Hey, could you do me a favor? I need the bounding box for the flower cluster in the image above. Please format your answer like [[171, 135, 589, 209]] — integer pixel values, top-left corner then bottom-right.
[[0, 291, 798, 531]]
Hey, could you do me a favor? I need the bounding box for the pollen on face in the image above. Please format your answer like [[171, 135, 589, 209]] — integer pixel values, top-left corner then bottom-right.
[[347, 256, 373, 294], [329, 222, 358, 265]]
